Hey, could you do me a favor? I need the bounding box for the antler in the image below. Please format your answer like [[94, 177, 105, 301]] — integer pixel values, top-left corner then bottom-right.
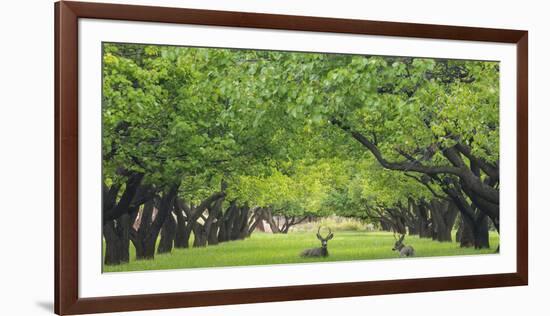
[[317, 226, 334, 240], [326, 227, 334, 240]]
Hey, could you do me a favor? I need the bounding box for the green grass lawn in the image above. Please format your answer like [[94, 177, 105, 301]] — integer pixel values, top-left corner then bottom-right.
[[103, 231, 499, 273]]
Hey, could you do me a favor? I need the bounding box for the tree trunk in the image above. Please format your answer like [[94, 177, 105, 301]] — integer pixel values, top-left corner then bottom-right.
[[103, 173, 145, 224], [203, 197, 223, 245], [403, 199, 418, 235], [193, 223, 208, 247], [132, 185, 179, 260], [231, 205, 249, 240], [102, 175, 144, 265], [281, 224, 290, 234], [383, 208, 407, 235], [217, 216, 228, 243], [429, 200, 458, 242], [239, 205, 252, 239], [174, 210, 190, 248], [457, 212, 489, 249], [132, 200, 155, 260], [177, 227, 193, 248], [135, 238, 156, 259], [456, 213, 475, 247], [103, 220, 122, 265], [157, 211, 176, 254], [473, 213, 490, 249], [246, 207, 263, 236], [103, 212, 131, 265], [217, 202, 235, 242], [173, 199, 196, 249], [262, 208, 281, 234], [216, 203, 251, 240], [208, 221, 219, 245], [415, 201, 432, 238], [118, 213, 131, 262], [407, 225, 418, 235], [379, 220, 392, 231], [251, 211, 265, 233]]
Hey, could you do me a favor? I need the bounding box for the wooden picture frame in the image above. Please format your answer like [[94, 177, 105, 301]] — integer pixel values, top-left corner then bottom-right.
[[55, 1, 528, 315]]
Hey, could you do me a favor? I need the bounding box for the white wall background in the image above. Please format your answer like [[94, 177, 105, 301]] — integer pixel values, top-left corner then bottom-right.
[[0, 0, 546, 315]]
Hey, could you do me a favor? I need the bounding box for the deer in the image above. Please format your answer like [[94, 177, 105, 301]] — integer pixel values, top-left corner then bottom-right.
[[301, 227, 334, 257], [392, 234, 415, 257]]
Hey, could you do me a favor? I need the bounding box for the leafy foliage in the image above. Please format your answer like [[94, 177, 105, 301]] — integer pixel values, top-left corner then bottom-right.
[[103, 42, 499, 222]]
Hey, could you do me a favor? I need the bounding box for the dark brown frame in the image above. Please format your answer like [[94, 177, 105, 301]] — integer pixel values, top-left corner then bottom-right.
[[55, 1, 528, 315]]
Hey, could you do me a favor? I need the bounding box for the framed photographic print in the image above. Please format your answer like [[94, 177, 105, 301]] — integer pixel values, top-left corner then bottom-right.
[[55, 1, 528, 315]]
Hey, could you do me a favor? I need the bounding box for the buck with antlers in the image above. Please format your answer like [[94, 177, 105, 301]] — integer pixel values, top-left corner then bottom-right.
[[392, 234, 415, 257], [301, 227, 334, 257]]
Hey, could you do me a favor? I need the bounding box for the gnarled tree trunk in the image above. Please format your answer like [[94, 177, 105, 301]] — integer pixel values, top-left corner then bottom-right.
[[192, 223, 208, 247], [174, 206, 192, 248], [103, 220, 122, 265], [415, 201, 432, 238], [261, 207, 281, 234], [456, 213, 475, 247], [429, 199, 458, 242], [208, 221, 220, 245], [103, 212, 132, 265], [473, 213, 490, 249], [131, 185, 179, 260], [157, 211, 176, 254], [330, 121, 500, 237]]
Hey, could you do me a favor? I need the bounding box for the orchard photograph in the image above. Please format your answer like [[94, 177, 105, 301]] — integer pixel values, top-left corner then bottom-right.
[[101, 42, 500, 272]]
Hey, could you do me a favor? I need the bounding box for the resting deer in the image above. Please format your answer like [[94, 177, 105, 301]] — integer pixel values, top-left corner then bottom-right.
[[392, 234, 415, 257], [301, 227, 334, 257]]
